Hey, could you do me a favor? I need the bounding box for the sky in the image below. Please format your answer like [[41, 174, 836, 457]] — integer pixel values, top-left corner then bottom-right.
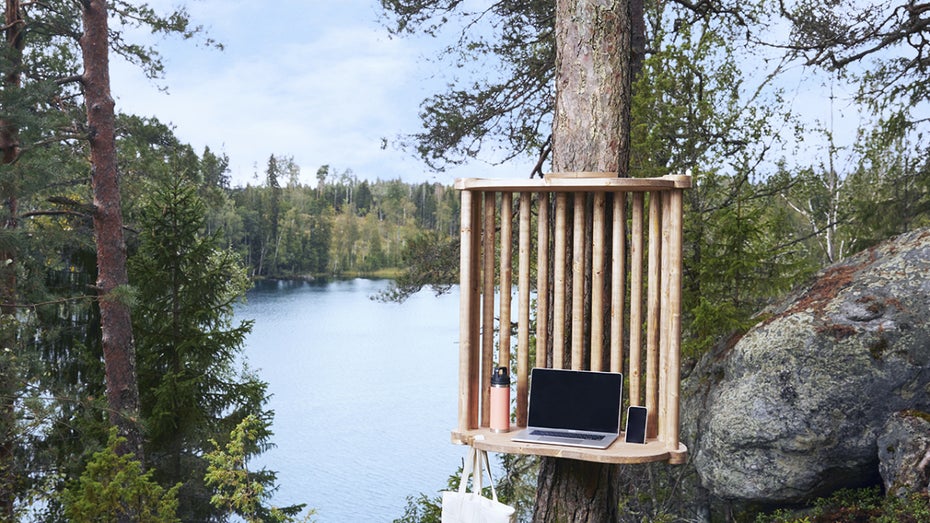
[[110, 0, 532, 188], [108, 0, 882, 190]]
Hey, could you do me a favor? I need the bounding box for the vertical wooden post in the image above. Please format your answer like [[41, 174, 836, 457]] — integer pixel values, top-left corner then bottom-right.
[[629, 193, 644, 405], [517, 192, 532, 427], [500, 193, 513, 369], [645, 192, 662, 438], [609, 193, 626, 374], [481, 191, 496, 427], [458, 190, 481, 431], [658, 191, 672, 441], [553, 192, 568, 369], [536, 192, 551, 369], [571, 192, 586, 370], [667, 187, 684, 451], [590, 192, 607, 371]]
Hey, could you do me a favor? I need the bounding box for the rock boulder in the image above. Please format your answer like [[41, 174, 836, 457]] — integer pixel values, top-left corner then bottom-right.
[[877, 410, 930, 497], [683, 228, 930, 504]]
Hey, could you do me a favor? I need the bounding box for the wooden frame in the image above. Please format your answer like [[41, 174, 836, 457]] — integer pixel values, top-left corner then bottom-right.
[[453, 173, 690, 465]]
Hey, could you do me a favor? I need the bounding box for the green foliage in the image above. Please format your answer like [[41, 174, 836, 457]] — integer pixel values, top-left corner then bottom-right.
[[628, 7, 820, 356], [62, 428, 181, 523], [205, 414, 311, 523], [754, 486, 930, 523], [129, 170, 272, 520], [229, 171, 458, 279], [379, 0, 555, 170], [392, 452, 536, 523], [376, 231, 459, 302]]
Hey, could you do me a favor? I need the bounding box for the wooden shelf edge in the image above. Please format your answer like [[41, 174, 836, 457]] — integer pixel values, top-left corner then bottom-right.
[[453, 175, 692, 193], [451, 428, 688, 465]]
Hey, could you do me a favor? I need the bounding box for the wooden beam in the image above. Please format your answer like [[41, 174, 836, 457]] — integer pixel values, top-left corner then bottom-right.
[[553, 192, 568, 369], [590, 192, 607, 371], [571, 192, 586, 370], [517, 192, 532, 428], [536, 193, 551, 369], [481, 192, 496, 427], [629, 193, 644, 406], [500, 193, 513, 369], [645, 192, 662, 439], [609, 193, 626, 374]]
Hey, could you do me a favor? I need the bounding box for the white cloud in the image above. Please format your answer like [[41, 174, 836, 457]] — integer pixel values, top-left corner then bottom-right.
[[111, 1, 448, 186]]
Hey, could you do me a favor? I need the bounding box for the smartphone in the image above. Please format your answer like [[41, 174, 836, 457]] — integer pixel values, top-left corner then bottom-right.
[[624, 405, 647, 444]]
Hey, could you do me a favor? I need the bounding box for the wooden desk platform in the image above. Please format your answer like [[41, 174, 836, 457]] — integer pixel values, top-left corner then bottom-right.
[[451, 428, 688, 465]]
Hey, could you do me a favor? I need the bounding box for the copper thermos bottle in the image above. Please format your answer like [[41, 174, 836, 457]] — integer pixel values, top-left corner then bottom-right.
[[490, 366, 510, 433]]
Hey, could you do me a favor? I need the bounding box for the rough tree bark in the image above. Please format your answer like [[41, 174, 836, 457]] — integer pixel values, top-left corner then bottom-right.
[[533, 0, 631, 521], [80, 0, 144, 462], [550, 0, 631, 177]]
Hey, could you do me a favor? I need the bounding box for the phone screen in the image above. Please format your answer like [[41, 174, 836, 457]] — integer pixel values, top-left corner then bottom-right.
[[625, 406, 647, 444]]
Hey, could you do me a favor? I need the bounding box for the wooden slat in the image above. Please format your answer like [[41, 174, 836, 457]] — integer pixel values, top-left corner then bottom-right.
[[517, 192, 532, 428], [552, 192, 568, 369], [500, 193, 513, 369], [536, 193, 550, 369], [629, 193, 644, 406], [571, 192, 586, 370], [454, 174, 692, 193], [590, 192, 607, 371], [645, 192, 662, 439], [609, 193, 626, 374], [458, 190, 480, 431], [481, 192, 496, 427], [659, 191, 672, 442], [455, 174, 691, 463], [666, 189, 684, 451]]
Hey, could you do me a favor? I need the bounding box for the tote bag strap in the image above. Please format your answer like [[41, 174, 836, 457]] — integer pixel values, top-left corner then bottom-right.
[[458, 446, 478, 494], [458, 447, 503, 502], [474, 448, 500, 502]]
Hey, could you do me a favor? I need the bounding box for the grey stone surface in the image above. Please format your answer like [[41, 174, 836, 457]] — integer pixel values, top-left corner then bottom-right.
[[877, 411, 930, 497], [682, 228, 930, 504]]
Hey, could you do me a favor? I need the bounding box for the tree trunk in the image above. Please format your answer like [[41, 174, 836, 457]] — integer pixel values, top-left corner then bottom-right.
[[534, 0, 632, 521], [535, 458, 621, 521], [551, 0, 632, 177], [80, 0, 144, 463]]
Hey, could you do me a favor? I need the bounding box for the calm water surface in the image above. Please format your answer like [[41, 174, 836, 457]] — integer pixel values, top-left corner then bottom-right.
[[234, 278, 464, 521]]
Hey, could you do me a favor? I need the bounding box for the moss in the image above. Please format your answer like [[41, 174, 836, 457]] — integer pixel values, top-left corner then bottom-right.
[[900, 409, 930, 423], [869, 336, 890, 360]]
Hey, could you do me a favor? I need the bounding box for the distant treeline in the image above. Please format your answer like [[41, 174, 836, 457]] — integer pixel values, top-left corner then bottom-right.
[[210, 157, 460, 278]]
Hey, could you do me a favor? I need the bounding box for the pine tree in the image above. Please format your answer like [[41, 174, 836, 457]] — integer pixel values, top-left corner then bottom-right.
[[129, 171, 270, 520]]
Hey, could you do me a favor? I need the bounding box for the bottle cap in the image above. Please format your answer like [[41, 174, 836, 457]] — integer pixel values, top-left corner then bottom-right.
[[491, 366, 510, 386]]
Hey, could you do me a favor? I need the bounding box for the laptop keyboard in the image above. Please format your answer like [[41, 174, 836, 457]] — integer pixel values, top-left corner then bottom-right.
[[530, 429, 604, 441]]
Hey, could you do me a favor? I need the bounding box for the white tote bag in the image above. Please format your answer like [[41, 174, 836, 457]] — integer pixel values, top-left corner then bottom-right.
[[441, 447, 516, 523]]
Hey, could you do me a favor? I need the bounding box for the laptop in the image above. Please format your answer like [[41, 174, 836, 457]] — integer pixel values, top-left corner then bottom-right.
[[511, 368, 623, 449]]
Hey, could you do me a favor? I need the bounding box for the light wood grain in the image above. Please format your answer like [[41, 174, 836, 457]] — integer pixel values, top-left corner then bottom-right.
[[481, 192, 496, 427], [571, 192, 586, 370], [454, 174, 692, 192], [500, 193, 513, 369], [454, 175, 692, 464], [536, 193, 550, 369], [517, 192, 531, 428], [452, 427, 688, 465]]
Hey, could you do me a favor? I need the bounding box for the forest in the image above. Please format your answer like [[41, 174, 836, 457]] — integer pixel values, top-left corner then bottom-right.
[[2, 0, 930, 522], [213, 157, 459, 280]]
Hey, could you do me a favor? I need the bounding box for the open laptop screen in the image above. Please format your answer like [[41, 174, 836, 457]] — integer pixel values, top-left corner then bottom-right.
[[526, 368, 623, 433]]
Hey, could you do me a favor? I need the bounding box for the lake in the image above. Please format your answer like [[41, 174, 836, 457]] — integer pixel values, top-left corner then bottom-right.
[[233, 278, 464, 521]]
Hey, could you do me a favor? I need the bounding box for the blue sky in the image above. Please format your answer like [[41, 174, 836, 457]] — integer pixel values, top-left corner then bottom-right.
[[111, 0, 532, 187], [109, 1, 887, 189]]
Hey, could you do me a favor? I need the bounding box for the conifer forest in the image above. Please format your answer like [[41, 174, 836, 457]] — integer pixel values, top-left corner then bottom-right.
[[2, 0, 930, 522]]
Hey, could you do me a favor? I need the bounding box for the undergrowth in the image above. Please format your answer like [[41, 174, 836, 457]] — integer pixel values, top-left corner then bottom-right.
[[755, 487, 930, 523]]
